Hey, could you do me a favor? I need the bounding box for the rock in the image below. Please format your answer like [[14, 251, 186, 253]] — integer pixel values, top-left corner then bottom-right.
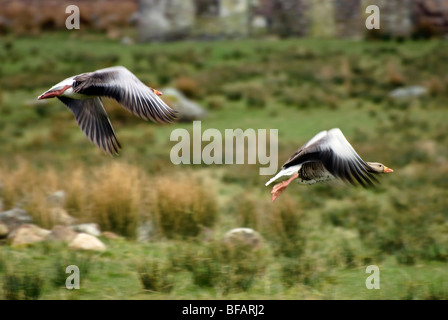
[[106, 28, 121, 40], [137, 220, 154, 242], [0, 222, 8, 238], [137, 1, 171, 42], [101, 231, 121, 240], [71, 223, 101, 237], [389, 85, 428, 99], [161, 87, 207, 122], [50, 208, 77, 226], [308, 0, 337, 38], [46, 225, 78, 242], [47, 190, 66, 207], [0, 208, 33, 231], [220, 0, 250, 37], [8, 224, 51, 247], [137, 0, 195, 42], [121, 36, 134, 46], [223, 227, 263, 250], [68, 233, 106, 252]]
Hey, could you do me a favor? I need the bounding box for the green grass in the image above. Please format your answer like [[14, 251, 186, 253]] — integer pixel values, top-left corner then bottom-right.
[[1, 32, 448, 300], [2, 241, 448, 300]]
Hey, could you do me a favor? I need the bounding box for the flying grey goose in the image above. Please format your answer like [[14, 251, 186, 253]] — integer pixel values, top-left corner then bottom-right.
[[38, 66, 177, 155], [265, 128, 393, 201]]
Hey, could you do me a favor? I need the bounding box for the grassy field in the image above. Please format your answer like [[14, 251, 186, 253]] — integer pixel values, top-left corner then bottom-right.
[[0, 32, 448, 300]]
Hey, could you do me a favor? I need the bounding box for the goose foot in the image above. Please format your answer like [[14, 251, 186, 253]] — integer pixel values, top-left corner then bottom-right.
[[271, 173, 299, 202]]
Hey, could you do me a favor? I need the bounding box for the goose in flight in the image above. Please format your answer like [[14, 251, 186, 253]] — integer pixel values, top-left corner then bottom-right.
[[38, 66, 177, 155], [265, 128, 393, 201]]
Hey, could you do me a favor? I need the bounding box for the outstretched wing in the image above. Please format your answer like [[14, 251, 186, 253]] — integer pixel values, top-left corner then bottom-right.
[[58, 96, 121, 155], [72, 66, 177, 124]]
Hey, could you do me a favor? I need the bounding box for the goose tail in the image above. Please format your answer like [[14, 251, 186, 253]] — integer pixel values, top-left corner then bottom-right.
[[265, 165, 301, 186]]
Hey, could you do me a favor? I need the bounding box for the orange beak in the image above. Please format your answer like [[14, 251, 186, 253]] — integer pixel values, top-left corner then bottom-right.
[[152, 89, 163, 96], [384, 166, 393, 173], [38, 85, 71, 99]]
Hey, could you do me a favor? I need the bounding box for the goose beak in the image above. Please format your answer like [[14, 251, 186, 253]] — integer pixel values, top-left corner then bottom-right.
[[384, 166, 393, 173], [38, 91, 57, 100], [38, 85, 71, 100]]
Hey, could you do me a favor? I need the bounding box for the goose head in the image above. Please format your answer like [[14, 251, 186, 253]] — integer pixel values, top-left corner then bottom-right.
[[38, 77, 75, 100], [366, 162, 393, 173]]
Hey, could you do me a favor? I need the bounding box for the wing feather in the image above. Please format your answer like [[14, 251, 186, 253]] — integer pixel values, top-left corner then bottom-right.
[[57, 96, 121, 155], [72, 66, 177, 124]]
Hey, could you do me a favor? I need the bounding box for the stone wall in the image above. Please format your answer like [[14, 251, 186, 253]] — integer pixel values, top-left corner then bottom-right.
[[362, 0, 413, 38], [334, 0, 363, 39], [0, 0, 137, 35], [1, 0, 447, 40], [148, 0, 448, 40], [413, 0, 448, 36], [136, 0, 195, 42], [261, 0, 310, 38]]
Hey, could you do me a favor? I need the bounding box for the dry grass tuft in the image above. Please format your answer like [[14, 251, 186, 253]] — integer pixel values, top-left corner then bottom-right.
[[87, 162, 145, 239], [0, 160, 148, 237], [151, 173, 218, 239], [386, 61, 406, 87], [175, 76, 200, 99], [261, 195, 305, 258]]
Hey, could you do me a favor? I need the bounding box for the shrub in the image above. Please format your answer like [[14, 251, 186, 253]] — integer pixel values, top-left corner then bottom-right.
[[175, 76, 200, 99], [21, 273, 45, 300], [218, 241, 265, 294], [0, 159, 61, 229], [279, 256, 321, 288], [64, 166, 87, 217], [137, 260, 174, 293], [222, 83, 244, 101], [228, 193, 260, 230], [244, 83, 267, 109], [278, 86, 310, 109], [261, 195, 305, 258], [206, 94, 226, 110], [190, 256, 221, 288], [87, 162, 145, 239], [412, 20, 443, 39], [0, 160, 151, 238], [386, 61, 406, 87], [2, 271, 45, 300], [2, 273, 22, 300], [151, 174, 217, 239], [50, 251, 94, 288], [186, 240, 266, 294]]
